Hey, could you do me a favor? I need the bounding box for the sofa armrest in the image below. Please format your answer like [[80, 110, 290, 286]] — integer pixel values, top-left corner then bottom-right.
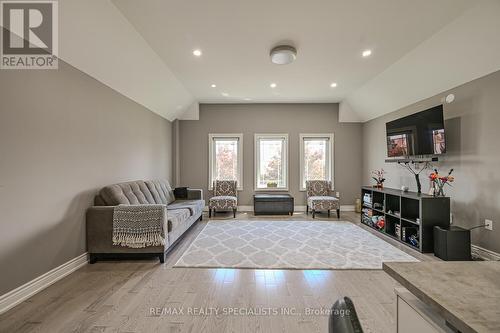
[[86, 205, 168, 254], [86, 206, 115, 253], [187, 188, 203, 200]]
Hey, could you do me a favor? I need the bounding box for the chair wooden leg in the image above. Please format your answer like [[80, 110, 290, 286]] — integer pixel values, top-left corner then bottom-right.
[[209, 208, 212, 218], [233, 208, 237, 218], [328, 210, 331, 217], [306, 205, 309, 215], [312, 209, 316, 219], [337, 209, 340, 219]]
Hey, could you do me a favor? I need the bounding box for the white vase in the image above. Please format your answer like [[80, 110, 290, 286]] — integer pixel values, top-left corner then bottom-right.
[[428, 186, 435, 196]]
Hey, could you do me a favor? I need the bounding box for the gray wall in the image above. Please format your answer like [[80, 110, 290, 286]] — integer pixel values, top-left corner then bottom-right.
[[179, 103, 363, 206], [362, 70, 500, 253], [0, 62, 173, 295]]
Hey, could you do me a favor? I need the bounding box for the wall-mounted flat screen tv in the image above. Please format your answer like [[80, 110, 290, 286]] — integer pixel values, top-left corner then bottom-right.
[[386, 105, 446, 157]]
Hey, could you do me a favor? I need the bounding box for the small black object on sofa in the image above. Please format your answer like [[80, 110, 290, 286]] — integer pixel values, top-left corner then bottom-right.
[[174, 187, 188, 199]]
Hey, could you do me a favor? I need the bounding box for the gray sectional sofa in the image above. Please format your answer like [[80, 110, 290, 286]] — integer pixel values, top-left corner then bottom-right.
[[86, 179, 204, 263]]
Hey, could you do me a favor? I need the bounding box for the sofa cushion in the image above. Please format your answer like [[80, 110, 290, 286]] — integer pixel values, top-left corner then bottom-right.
[[167, 208, 190, 232], [168, 199, 205, 217], [99, 180, 156, 206], [145, 180, 175, 205]]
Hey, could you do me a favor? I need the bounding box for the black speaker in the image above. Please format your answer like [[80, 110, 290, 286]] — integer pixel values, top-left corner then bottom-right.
[[434, 226, 472, 261]]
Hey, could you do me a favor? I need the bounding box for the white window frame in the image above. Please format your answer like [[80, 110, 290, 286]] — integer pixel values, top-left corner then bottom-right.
[[299, 133, 334, 191], [254, 133, 289, 191], [208, 133, 243, 191]]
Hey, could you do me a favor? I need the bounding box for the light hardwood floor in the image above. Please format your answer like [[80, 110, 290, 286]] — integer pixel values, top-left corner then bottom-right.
[[0, 212, 436, 333]]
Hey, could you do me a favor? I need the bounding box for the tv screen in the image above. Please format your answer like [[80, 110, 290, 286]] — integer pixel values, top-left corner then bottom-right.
[[386, 105, 446, 157]]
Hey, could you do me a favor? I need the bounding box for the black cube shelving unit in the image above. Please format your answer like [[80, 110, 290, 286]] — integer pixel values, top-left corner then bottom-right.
[[361, 186, 450, 253]]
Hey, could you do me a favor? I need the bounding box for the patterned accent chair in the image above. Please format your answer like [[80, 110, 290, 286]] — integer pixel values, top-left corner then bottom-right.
[[306, 180, 340, 218], [209, 180, 238, 218]]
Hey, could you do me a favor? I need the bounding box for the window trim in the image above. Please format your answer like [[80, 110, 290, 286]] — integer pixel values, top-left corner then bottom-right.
[[299, 133, 334, 191], [254, 133, 289, 191], [208, 133, 244, 191]]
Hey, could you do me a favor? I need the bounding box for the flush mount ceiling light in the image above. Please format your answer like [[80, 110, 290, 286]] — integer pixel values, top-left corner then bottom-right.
[[270, 83, 277, 88], [362, 49, 372, 57], [211, 84, 216, 88], [270, 45, 297, 65], [330, 82, 338, 88], [193, 49, 202, 56]]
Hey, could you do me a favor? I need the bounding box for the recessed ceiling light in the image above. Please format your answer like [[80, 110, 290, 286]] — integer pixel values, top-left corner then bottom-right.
[[330, 82, 338, 88], [362, 49, 372, 57], [221, 92, 229, 97], [211, 84, 216, 88], [270, 83, 277, 88], [193, 49, 202, 57], [244, 98, 252, 101]]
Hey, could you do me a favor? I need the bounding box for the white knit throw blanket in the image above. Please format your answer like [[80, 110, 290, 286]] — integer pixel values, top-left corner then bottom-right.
[[112, 204, 166, 248]]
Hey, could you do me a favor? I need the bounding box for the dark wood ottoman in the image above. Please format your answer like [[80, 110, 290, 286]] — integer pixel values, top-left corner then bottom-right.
[[254, 194, 294, 215]]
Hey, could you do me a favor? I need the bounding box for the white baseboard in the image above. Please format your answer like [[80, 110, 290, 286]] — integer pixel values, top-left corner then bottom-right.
[[0, 252, 88, 315], [293, 205, 354, 212], [204, 205, 355, 212], [471, 245, 500, 261], [341, 205, 355, 212], [238, 205, 253, 211]]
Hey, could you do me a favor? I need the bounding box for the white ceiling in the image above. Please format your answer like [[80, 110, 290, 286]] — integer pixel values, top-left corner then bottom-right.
[[341, 0, 500, 121], [16, 0, 498, 122], [113, 0, 474, 106], [55, 0, 195, 121]]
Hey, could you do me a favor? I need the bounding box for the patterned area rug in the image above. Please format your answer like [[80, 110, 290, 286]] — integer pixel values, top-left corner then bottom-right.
[[174, 220, 418, 269]]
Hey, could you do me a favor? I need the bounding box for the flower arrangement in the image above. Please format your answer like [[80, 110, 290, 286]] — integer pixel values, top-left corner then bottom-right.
[[429, 168, 454, 197], [372, 169, 386, 188]]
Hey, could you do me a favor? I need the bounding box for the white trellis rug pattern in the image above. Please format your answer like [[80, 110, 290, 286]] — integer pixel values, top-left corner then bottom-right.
[[174, 220, 418, 270]]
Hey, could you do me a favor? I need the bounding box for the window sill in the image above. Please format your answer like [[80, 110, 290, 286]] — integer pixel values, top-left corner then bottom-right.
[[254, 187, 289, 192]]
